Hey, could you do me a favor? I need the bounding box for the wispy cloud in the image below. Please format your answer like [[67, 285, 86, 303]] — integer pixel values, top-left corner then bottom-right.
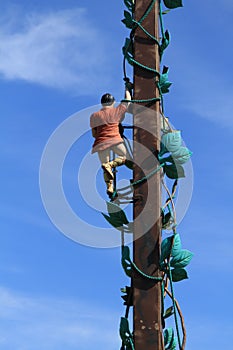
[[0, 286, 120, 350], [0, 7, 112, 94]]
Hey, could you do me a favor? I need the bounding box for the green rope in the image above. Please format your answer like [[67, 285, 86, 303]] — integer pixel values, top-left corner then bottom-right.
[[122, 0, 169, 106], [117, 163, 164, 192], [132, 19, 160, 44], [138, 0, 157, 25], [121, 97, 160, 104], [127, 56, 160, 75], [131, 260, 162, 281], [121, 245, 163, 281]]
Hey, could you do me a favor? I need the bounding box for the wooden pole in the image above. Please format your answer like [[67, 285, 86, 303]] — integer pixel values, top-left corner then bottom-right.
[[133, 0, 162, 349]]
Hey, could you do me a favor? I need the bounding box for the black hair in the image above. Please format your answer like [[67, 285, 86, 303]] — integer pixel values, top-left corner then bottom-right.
[[101, 93, 115, 106]]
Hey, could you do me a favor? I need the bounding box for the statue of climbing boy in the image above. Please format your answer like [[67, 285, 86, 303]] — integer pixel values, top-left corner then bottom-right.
[[90, 86, 131, 198]]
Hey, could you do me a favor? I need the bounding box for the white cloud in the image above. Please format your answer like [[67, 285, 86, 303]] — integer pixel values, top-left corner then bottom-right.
[[0, 286, 120, 350], [0, 7, 112, 94]]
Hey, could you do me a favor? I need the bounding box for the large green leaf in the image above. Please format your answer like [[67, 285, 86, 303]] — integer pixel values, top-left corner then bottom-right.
[[161, 233, 182, 263], [102, 213, 123, 231], [163, 0, 183, 9], [161, 130, 182, 153], [172, 147, 192, 164], [161, 236, 173, 262], [171, 268, 188, 282], [171, 233, 182, 257], [107, 201, 129, 224], [164, 163, 185, 179], [102, 202, 129, 230], [170, 249, 194, 268]]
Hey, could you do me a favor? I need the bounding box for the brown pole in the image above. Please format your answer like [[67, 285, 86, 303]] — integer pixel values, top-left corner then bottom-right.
[[133, 0, 162, 349]]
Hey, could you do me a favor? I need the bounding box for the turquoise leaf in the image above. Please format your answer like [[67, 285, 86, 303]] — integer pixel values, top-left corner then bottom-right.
[[161, 131, 182, 154], [160, 30, 171, 56], [172, 147, 192, 164], [170, 249, 194, 268], [161, 235, 173, 262], [164, 328, 176, 349], [171, 233, 182, 257], [159, 68, 172, 94]]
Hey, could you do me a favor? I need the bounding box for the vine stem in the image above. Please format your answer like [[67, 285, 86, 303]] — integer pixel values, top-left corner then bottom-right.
[[162, 179, 177, 227], [165, 287, 187, 350]]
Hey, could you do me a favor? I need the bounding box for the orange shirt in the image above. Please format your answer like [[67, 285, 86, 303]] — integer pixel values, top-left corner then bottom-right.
[[90, 104, 127, 153]]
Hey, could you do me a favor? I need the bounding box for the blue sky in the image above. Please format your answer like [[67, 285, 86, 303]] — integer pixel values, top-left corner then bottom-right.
[[1, 0, 233, 349]]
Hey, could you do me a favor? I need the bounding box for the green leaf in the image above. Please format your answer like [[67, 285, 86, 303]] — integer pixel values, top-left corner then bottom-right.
[[122, 10, 134, 29], [163, 0, 183, 9], [172, 147, 192, 164], [160, 30, 171, 56], [170, 249, 194, 268], [120, 317, 131, 342], [171, 268, 188, 282], [107, 201, 129, 224], [161, 130, 182, 154], [121, 286, 133, 306], [121, 246, 132, 277], [102, 202, 129, 230], [164, 328, 175, 349], [164, 306, 174, 319], [161, 235, 173, 262], [164, 163, 185, 179], [159, 67, 172, 94], [171, 233, 182, 257], [161, 233, 182, 263], [102, 213, 123, 231]]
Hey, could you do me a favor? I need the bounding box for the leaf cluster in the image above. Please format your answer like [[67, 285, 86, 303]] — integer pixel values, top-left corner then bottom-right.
[[160, 233, 193, 282], [159, 130, 192, 179]]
